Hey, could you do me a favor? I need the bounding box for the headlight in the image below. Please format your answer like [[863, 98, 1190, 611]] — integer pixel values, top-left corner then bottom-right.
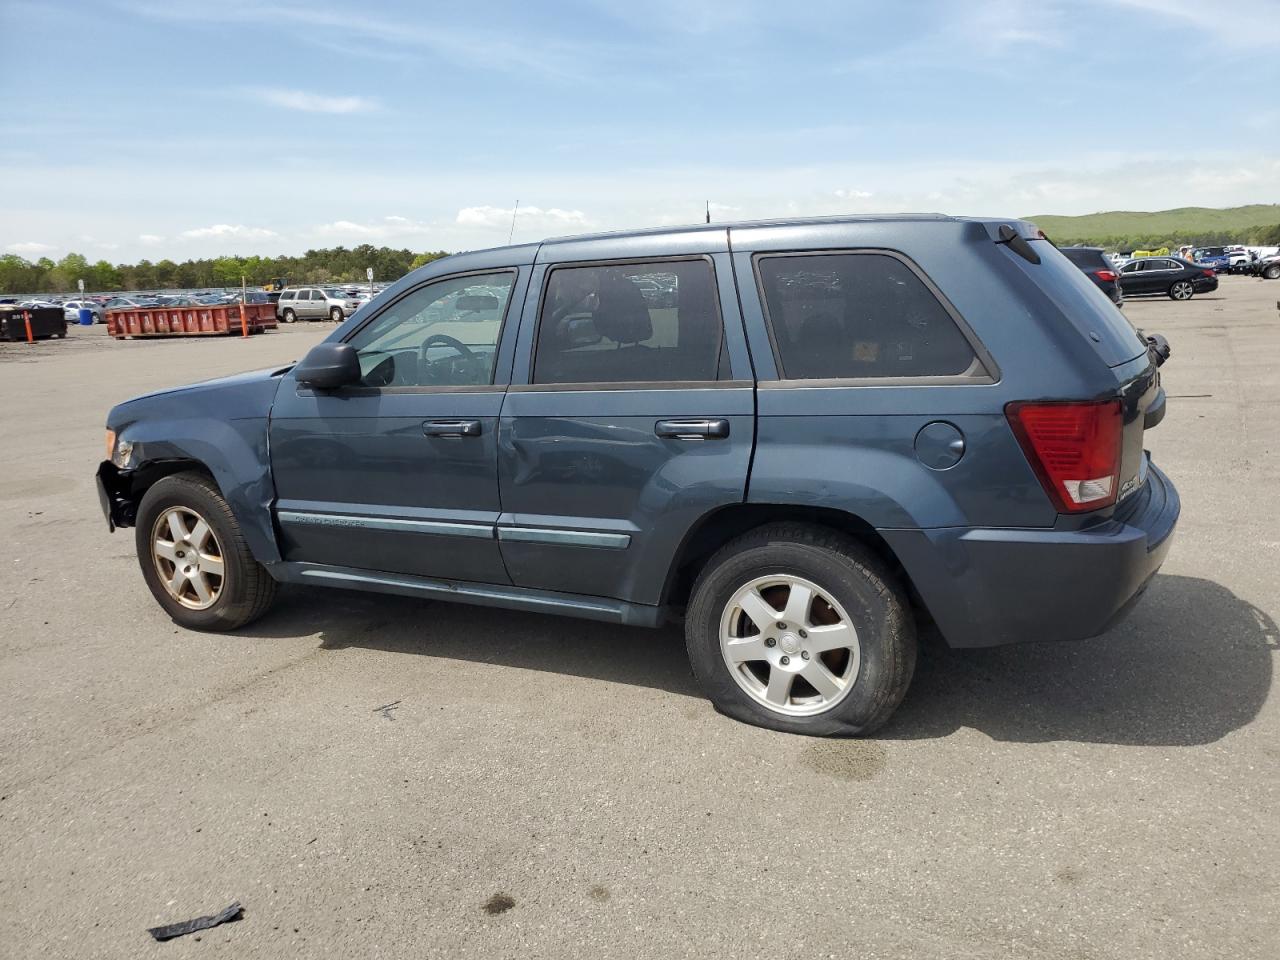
[[109, 432, 134, 468]]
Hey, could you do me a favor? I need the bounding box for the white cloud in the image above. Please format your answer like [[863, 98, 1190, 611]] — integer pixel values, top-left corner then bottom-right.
[[310, 216, 437, 242], [180, 224, 278, 239], [835, 189, 873, 200], [5, 241, 55, 255], [1101, 0, 1280, 47], [247, 88, 381, 114], [138, 234, 165, 244], [455, 205, 589, 231]]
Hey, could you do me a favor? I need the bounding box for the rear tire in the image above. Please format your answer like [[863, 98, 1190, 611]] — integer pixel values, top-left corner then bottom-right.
[[1265, 264, 1280, 280], [685, 523, 916, 736], [330, 307, 344, 322], [282, 309, 296, 323], [1169, 281, 1194, 300], [134, 472, 277, 631]]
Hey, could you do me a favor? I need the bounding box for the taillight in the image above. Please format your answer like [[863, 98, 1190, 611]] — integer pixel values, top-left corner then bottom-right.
[[1202, 268, 1215, 278], [1094, 269, 1118, 282], [1005, 400, 1123, 513]]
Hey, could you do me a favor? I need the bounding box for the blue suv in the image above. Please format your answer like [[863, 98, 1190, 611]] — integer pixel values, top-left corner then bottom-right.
[[97, 216, 1179, 735]]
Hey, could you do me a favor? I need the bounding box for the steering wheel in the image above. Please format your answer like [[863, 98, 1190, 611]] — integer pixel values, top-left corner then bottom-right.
[[419, 333, 475, 364]]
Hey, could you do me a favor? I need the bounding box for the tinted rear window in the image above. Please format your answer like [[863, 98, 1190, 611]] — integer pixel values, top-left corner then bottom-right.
[[1020, 241, 1147, 366], [1061, 248, 1107, 268], [756, 252, 980, 380]]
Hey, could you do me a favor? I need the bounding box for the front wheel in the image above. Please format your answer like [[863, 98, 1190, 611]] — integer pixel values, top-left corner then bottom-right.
[[1169, 280, 1194, 300], [685, 523, 916, 736], [281, 308, 296, 323], [330, 307, 344, 322], [1265, 264, 1280, 280], [135, 472, 277, 631]]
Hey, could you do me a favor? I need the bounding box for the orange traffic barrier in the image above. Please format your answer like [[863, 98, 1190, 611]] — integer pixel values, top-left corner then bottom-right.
[[24, 310, 33, 344]]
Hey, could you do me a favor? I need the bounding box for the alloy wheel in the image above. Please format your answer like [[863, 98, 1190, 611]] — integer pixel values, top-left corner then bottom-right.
[[718, 574, 861, 717], [1171, 281, 1193, 300], [151, 506, 225, 610]]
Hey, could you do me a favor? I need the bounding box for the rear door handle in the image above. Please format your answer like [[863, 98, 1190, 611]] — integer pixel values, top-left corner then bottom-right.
[[423, 419, 482, 438], [655, 418, 730, 440]]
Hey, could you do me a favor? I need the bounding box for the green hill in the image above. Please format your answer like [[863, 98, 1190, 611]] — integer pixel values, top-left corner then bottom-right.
[[1023, 204, 1280, 249]]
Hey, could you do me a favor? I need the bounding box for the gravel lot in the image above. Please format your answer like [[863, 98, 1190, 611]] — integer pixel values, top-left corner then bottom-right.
[[1, 279, 1277, 959]]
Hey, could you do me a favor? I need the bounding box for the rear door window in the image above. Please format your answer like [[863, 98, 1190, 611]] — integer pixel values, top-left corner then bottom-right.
[[755, 252, 983, 381], [532, 259, 725, 385]]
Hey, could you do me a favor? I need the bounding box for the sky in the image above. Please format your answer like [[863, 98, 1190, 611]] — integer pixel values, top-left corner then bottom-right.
[[1, 0, 1277, 262]]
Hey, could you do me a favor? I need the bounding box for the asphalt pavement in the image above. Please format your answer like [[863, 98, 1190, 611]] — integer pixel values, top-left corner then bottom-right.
[[0, 281, 1276, 959]]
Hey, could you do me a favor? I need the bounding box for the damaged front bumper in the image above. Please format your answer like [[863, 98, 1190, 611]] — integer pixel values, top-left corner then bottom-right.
[[96, 460, 136, 531]]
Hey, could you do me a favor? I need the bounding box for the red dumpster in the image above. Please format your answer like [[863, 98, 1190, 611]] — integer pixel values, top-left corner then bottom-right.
[[107, 303, 279, 339]]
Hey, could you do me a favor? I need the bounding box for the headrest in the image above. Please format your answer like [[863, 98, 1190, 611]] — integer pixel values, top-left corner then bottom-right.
[[592, 272, 652, 345]]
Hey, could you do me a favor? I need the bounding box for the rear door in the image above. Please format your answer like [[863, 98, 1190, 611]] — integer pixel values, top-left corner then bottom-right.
[[1121, 259, 1158, 295], [496, 232, 756, 605]]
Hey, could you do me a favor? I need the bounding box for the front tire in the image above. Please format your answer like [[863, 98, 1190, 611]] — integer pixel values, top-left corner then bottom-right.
[[685, 523, 916, 736], [135, 472, 277, 631], [1265, 264, 1280, 280], [1169, 280, 1194, 300]]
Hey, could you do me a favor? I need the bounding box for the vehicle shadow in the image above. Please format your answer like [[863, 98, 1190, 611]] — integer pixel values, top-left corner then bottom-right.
[[242, 573, 1273, 747], [881, 574, 1274, 746]]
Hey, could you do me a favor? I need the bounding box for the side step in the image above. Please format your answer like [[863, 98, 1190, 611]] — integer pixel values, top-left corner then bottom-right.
[[268, 561, 665, 628]]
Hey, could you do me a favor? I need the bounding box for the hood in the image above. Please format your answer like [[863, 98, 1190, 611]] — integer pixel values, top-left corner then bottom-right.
[[107, 365, 290, 430]]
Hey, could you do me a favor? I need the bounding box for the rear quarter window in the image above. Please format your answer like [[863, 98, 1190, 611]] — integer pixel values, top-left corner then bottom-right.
[[1010, 241, 1148, 367], [755, 251, 985, 381]]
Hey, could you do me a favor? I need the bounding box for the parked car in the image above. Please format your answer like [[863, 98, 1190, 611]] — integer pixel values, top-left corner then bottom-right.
[[96, 215, 1177, 736], [1119, 257, 1218, 300], [1243, 251, 1280, 280], [1060, 246, 1123, 305], [61, 299, 106, 323], [1227, 249, 1256, 273], [276, 287, 362, 323], [1191, 247, 1233, 272], [105, 297, 155, 309]]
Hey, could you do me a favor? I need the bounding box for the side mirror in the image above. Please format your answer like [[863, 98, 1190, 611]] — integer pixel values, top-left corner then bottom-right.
[[294, 342, 360, 389]]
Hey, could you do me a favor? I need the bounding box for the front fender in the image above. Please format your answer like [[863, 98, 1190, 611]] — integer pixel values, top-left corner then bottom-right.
[[112, 417, 281, 564]]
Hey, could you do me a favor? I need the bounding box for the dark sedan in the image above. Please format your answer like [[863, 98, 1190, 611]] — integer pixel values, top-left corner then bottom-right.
[[1119, 257, 1218, 300], [1061, 246, 1123, 305]]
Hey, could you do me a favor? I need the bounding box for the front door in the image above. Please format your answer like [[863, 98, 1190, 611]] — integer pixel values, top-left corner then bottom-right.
[[496, 248, 755, 606], [269, 268, 525, 583]]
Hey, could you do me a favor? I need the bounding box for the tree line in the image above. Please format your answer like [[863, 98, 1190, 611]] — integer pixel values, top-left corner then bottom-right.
[[1049, 223, 1280, 253], [0, 245, 452, 295]]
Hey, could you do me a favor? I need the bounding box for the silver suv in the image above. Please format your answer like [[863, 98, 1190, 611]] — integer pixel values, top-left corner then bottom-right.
[[276, 287, 361, 323]]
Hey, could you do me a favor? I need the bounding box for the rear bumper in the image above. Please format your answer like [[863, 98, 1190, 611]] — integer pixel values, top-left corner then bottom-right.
[[1194, 276, 1219, 292], [882, 461, 1179, 648]]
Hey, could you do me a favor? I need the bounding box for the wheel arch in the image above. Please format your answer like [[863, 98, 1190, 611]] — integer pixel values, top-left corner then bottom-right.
[[103, 433, 281, 565], [661, 503, 916, 613]]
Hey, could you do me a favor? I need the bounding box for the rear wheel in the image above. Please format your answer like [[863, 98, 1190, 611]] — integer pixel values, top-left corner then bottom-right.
[[1169, 281, 1194, 300], [281, 308, 296, 323], [1264, 264, 1280, 280], [685, 523, 916, 736], [330, 307, 344, 322], [135, 472, 277, 631]]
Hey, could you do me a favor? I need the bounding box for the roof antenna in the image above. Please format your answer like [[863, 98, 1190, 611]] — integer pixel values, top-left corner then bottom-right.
[[705, 200, 710, 224], [508, 200, 519, 244]]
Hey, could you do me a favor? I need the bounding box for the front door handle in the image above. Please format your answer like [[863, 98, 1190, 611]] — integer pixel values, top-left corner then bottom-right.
[[423, 419, 482, 438], [655, 418, 730, 440]]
